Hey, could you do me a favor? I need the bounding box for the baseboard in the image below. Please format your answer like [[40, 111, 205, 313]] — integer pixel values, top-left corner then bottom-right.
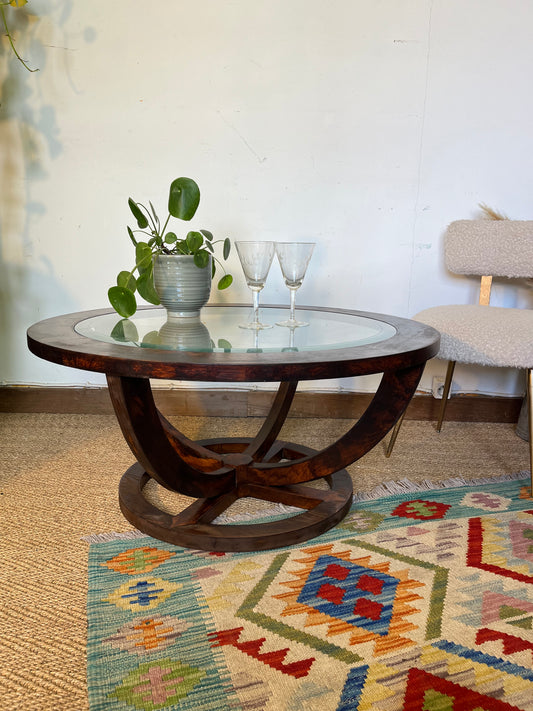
[[0, 386, 523, 422]]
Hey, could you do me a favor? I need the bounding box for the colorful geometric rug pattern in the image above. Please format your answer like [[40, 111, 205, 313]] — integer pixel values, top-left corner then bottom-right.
[[87, 478, 533, 710]]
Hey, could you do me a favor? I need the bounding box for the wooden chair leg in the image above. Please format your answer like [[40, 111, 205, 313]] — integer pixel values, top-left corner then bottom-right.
[[527, 368, 533, 496], [436, 361, 456, 432], [385, 411, 406, 458]]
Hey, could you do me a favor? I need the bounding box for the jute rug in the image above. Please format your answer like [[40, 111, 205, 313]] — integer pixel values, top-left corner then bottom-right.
[[1, 414, 531, 710], [86, 476, 533, 710]]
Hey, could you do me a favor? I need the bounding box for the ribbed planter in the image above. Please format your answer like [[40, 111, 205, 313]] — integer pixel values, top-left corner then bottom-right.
[[157, 316, 212, 351], [153, 254, 212, 318]]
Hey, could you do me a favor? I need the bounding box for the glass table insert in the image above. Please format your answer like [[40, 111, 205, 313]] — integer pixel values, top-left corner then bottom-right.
[[75, 306, 398, 354]]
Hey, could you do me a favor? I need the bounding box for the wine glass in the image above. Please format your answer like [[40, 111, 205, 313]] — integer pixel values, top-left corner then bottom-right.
[[275, 242, 315, 327], [235, 241, 275, 329]]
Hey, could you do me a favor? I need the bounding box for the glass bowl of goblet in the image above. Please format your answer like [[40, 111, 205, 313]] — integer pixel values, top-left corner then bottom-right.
[[235, 241, 275, 329], [275, 242, 315, 328]]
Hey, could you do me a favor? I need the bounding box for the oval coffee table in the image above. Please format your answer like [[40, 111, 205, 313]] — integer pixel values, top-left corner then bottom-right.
[[27, 304, 439, 551]]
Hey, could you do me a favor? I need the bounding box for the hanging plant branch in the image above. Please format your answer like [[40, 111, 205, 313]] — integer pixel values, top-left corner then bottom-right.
[[1, 0, 38, 72]]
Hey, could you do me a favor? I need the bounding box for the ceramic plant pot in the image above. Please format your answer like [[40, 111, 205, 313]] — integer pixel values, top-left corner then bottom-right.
[[153, 254, 212, 318], [157, 316, 212, 351]]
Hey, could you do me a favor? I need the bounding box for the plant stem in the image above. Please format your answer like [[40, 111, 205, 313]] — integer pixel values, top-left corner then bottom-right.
[[160, 213, 171, 237], [137, 202, 159, 235], [0, 3, 38, 72]]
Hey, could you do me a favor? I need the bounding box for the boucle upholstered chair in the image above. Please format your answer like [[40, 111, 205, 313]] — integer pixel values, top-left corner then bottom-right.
[[386, 219, 533, 491]]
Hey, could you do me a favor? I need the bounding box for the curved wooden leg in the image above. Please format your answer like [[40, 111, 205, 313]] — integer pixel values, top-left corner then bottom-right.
[[245, 380, 298, 459], [106, 375, 234, 498], [241, 363, 425, 486], [157, 380, 298, 464]]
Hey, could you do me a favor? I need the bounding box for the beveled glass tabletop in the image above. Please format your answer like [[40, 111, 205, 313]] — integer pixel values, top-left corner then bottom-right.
[[75, 306, 397, 354], [28, 304, 440, 383]]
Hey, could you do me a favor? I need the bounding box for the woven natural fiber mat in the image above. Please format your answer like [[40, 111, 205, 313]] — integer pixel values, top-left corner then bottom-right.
[[0, 414, 529, 710]]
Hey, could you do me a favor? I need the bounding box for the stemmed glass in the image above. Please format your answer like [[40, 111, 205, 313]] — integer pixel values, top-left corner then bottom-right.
[[235, 241, 275, 329], [275, 242, 315, 327]]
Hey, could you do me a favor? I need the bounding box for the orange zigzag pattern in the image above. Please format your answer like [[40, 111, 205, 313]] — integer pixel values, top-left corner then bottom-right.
[[208, 627, 315, 678]]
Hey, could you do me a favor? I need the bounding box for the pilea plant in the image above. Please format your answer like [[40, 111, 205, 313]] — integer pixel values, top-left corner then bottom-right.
[[108, 177, 233, 318]]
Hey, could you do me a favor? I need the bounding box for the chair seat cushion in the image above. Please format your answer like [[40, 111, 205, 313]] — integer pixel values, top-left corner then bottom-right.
[[415, 304, 533, 368]]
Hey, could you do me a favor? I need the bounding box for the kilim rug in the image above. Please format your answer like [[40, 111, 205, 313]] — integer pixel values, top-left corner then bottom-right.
[[87, 476, 533, 710]]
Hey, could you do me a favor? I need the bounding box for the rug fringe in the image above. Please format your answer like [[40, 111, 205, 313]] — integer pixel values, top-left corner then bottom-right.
[[352, 470, 529, 501], [81, 530, 145, 543], [82, 471, 530, 542]]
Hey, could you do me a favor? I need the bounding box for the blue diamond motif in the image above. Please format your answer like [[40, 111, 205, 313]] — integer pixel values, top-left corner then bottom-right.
[[296, 555, 400, 635]]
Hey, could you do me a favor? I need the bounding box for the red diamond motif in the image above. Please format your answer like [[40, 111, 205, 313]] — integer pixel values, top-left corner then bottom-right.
[[324, 563, 350, 581], [356, 574, 384, 596], [353, 597, 383, 621], [317, 582, 345, 605]]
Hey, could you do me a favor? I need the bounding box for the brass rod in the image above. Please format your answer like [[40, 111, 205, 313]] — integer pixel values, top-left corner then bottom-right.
[[437, 361, 456, 432]]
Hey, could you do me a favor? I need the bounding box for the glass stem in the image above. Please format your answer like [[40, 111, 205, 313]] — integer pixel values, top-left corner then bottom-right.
[[289, 287, 297, 322], [252, 288, 260, 324]]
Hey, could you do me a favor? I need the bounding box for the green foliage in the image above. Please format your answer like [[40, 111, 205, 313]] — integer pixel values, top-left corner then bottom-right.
[[108, 177, 233, 318], [1, 0, 38, 72]]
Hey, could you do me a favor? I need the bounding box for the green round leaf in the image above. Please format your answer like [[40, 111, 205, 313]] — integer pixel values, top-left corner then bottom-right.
[[186, 231, 204, 253], [135, 242, 153, 273], [137, 272, 161, 305], [168, 177, 200, 221], [128, 198, 149, 229], [223, 237, 231, 260], [200, 229, 213, 241], [141, 330, 161, 347], [217, 338, 232, 352], [108, 286, 137, 318], [110, 319, 140, 343], [117, 271, 137, 291], [164, 231, 177, 244], [174, 239, 188, 254], [194, 249, 210, 269], [217, 274, 233, 290]]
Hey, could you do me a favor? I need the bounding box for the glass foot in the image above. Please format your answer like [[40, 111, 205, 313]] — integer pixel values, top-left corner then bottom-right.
[[239, 321, 273, 330], [276, 319, 309, 328]]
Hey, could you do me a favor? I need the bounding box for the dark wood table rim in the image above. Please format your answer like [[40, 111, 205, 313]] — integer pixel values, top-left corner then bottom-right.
[[27, 304, 440, 383], [27, 304, 440, 552]]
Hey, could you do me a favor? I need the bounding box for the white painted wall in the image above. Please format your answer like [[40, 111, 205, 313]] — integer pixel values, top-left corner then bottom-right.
[[1, 0, 532, 396]]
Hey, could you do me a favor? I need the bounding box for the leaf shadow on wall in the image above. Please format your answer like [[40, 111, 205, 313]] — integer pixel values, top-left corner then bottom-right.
[[0, 2, 82, 381]]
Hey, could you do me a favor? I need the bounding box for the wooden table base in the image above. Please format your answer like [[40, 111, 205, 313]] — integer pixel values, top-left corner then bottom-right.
[[109, 365, 426, 551], [118, 440, 353, 552]]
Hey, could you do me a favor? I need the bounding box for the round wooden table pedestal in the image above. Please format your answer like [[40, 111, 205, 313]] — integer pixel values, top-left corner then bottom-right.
[[118, 440, 353, 552]]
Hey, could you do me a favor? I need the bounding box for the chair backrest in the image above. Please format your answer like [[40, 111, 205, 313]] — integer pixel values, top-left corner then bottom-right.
[[444, 220, 533, 305], [445, 220, 533, 279]]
